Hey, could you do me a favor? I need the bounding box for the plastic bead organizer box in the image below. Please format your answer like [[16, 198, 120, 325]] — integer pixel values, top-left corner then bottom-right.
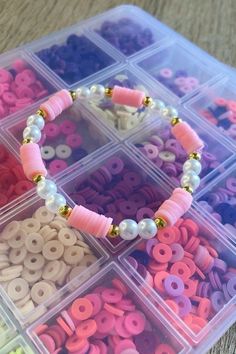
[[0, 4, 236, 354]]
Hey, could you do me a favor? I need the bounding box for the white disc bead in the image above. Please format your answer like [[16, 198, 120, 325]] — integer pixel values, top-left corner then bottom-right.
[[45, 193, 66, 213], [37, 179, 57, 199], [119, 219, 139, 240], [23, 125, 41, 143], [180, 171, 200, 191], [183, 159, 202, 175], [27, 114, 45, 130], [138, 218, 157, 239]]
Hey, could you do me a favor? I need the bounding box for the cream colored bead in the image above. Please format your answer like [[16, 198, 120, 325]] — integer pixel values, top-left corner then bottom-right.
[[2, 265, 23, 276], [0, 272, 21, 282], [39, 225, 51, 238], [56, 261, 71, 286], [42, 260, 61, 281], [25, 233, 44, 254], [8, 229, 26, 249], [50, 220, 67, 231], [9, 247, 27, 265], [35, 206, 54, 224], [15, 293, 31, 308], [58, 228, 76, 246], [44, 229, 58, 243], [1, 221, 21, 240], [0, 242, 10, 252], [63, 246, 84, 265], [73, 229, 84, 241], [28, 304, 47, 323], [0, 254, 8, 263], [42, 240, 64, 261], [80, 255, 98, 267], [76, 240, 90, 249], [21, 218, 41, 233], [24, 253, 45, 271], [22, 267, 42, 283], [31, 281, 55, 304], [69, 266, 87, 281], [0, 262, 10, 270], [18, 300, 35, 315], [7, 278, 29, 301]]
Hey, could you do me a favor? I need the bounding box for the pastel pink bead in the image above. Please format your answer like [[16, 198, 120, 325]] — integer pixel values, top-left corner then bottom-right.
[[20, 143, 47, 180], [40, 90, 73, 121], [56, 89, 73, 109], [68, 205, 113, 238], [171, 121, 204, 154], [172, 188, 193, 213], [111, 85, 145, 108]]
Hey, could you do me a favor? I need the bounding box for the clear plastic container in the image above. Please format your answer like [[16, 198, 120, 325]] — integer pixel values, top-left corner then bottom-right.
[[27, 262, 190, 354], [0, 304, 17, 348], [0, 335, 35, 354], [0, 195, 108, 326]]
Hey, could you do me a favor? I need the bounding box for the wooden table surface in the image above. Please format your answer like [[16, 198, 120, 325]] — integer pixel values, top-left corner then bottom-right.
[[0, 0, 236, 353]]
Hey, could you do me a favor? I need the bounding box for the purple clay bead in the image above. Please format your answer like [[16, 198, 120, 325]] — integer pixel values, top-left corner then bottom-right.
[[205, 258, 215, 274], [146, 239, 159, 256], [162, 162, 177, 177], [209, 271, 218, 290], [136, 208, 154, 222], [202, 151, 216, 163], [134, 331, 156, 354], [222, 283, 231, 302], [118, 200, 137, 217], [174, 295, 192, 317], [152, 157, 163, 169], [213, 258, 227, 274], [219, 186, 235, 197], [197, 201, 213, 213], [137, 263, 148, 279], [123, 172, 142, 188], [175, 69, 188, 78], [202, 282, 212, 298], [204, 192, 221, 207], [106, 157, 124, 175], [170, 243, 184, 263], [129, 193, 146, 208], [227, 277, 236, 297], [197, 282, 205, 297], [127, 256, 138, 270], [211, 291, 226, 312], [213, 271, 222, 290], [212, 212, 222, 223], [149, 135, 164, 150], [164, 275, 184, 297], [226, 177, 236, 193]]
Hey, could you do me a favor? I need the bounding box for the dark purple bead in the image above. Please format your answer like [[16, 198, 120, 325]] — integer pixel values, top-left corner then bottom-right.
[[227, 277, 236, 297], [134, 331, 156, 354], [130, 250, 150, 266], [211, 291, 225, 312]]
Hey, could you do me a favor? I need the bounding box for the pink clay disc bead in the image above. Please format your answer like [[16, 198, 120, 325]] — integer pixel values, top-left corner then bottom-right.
[[171, 122, 204, 154], [20, 143, 47, 180], [111, 85, 145, 108]]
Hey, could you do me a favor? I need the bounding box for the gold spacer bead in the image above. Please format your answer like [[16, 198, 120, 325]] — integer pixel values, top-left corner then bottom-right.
[[171, 117, 182, 126], [183, 186, 194, 194], [107, 225, 120, 238], [154, 217, 167, 229], [105, 87, 113, 97], [36, 109, 46, 119], [22, 137, 33, 145], [69, 90, 77, 101], [189, 152, 201, 160], [143, 96, 153, 107], [58, 205, 73, 219], [32, 174, 45, 184]]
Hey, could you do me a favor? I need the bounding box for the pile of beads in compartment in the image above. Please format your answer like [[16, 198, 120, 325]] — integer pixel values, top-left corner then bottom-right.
[[199, 176, 236, 236], [6, 346, 25, 354], [36, 35, 115, 85], [155, 68, 200, 98], [126, 217, 236, 334], [134, 124, 219, 185], [35, 277, 177, 354], [66, 155, 166, 245], [0, 60, 50, 120], [89, 74, 150, 132], [0, 206, 98, 318], [95, 18, 154, 56], [200, 97, 236, 140], [0, 144, 34, 208]]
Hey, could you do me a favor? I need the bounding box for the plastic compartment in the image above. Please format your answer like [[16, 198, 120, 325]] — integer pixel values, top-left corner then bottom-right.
[[126, 112, 235, 192], [197, 163, 236, 241], [186, 78, 236, 144], [0, 133, 34, 215], [0, 304, 17, 348], [89, 5, 168, 58], [27, 262, 189, 354], [0, 335, 35, 354], [3, 103, 115, 178], [0, 51, 56, 123], [136, 42, 218, 100], [0, 195, 108, 326], [119, 209, 236, 349], [60, 145, 172, 253], [27, 28, 117, 87], [84, 66, 172, 140]]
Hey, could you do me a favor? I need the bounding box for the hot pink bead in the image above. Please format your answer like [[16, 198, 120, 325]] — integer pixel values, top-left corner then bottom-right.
[[67, 205, 113, 238], [12, 59, 27, 73], [159, 68, 173, 79], [20, 143, 47, 180], [0, 69, 12, 83], [171, 121, 204, 154], [111, 85, 145, 108]]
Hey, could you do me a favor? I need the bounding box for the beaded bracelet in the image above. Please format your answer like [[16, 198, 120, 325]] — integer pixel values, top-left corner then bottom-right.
[[20, 85, 204, 241]]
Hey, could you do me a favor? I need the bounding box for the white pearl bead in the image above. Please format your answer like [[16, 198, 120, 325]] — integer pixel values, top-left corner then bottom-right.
[[76, 87, 91, 100], [45, 193, 66, 213], [166, 106, 178, 118], [37, 179, 57, 199], [119, 219, 139, 240], [23, 125, 41, 143], [90, 84, 105, 101], [138, 218, 157, 239], [183, 159, 202, 175], [181, 171, 200, 191], [150, 99, 166, 112], [27, 114, 45, 130]]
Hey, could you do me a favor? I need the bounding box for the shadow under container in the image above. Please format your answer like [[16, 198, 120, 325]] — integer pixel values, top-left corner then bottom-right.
[[0, 304, 17, 349], [0, 51, 56, 123], [0, 335, 35, 354], [60, 145, 172, 254], [0, 195, 108, 327], [119, 208, 236, 351], [3, 102, 115, 179], [126, 113, 235, 195], [27, 262, 190, 354], [135, 42, 219, 100], [186, 78, 236, 145]]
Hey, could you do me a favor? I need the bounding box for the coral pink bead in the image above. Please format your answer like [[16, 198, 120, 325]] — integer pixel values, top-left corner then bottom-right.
[[111, 85, 145, 108], [171, 122, 204, 154], [20, 143, 47, 180], [68, 205, 113, 238]]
